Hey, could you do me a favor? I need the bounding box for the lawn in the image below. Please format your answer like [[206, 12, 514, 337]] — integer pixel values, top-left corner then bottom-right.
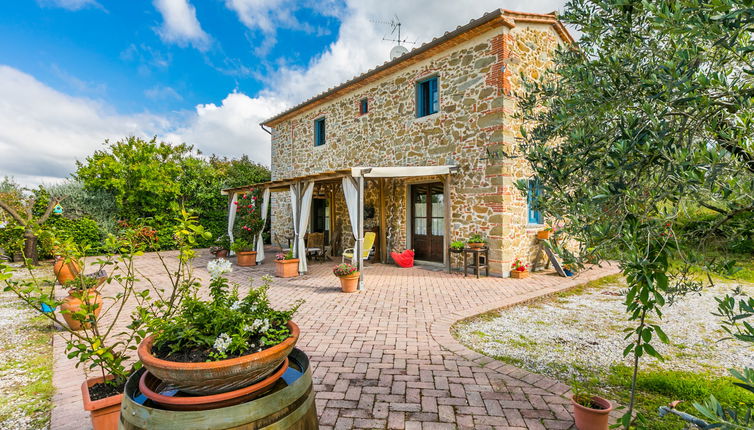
[[453, 272, 754, 429], [0, 265, 54, 430]]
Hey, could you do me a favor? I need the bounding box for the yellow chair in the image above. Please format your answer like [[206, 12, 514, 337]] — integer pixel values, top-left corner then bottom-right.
[[342, 232, 376, 263]]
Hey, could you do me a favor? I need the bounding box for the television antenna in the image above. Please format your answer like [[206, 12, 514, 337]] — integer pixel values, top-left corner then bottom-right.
[[371, 15, 417, 59]]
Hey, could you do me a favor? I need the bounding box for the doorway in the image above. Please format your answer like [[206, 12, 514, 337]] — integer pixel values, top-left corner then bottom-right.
[[410, 183, 444, 262]]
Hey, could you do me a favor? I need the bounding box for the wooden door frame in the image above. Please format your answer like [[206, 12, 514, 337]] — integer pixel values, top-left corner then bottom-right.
[[407, 179, 448, 264]]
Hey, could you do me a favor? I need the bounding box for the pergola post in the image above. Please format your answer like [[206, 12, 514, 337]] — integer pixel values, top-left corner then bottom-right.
[[356, 174, 365, 291]]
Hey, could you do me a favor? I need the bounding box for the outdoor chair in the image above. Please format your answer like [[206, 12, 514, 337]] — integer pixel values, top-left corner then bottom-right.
[[342, 232, 376, 263], [306, 232, 325, 261]]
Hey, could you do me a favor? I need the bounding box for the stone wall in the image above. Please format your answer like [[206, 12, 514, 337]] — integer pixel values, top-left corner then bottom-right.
[[268, 22, 563, 276]]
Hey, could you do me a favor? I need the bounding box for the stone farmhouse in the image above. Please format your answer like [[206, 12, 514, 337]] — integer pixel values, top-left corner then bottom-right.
[[224, 9, 573, 280]]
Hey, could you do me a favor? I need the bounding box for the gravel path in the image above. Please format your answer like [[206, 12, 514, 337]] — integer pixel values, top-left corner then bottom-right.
[[454, 277, 754, 381], [0, 263, 54, 430]]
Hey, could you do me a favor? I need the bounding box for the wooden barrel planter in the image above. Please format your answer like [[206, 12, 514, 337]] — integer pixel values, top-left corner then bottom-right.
[[120, 348, 317, 430]]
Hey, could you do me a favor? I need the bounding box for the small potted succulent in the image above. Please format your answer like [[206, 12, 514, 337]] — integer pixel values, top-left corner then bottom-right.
[[467, 234, 486, 249], [211, 233, 231, 258], [450, 240, 465, 253], [571, 387, 613, 430], [537, 226, 553, 240], [275, 251, 299, 278], [510, 258, 529, 279], [333, 263, 359, 293], [138, 261, 302, 400]]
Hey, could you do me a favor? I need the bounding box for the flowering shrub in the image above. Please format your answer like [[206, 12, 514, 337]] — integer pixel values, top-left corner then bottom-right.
[[275, 251, 294, 261], [146, 270, 302, 362], [333, 263, 358, 277], [233, 190, 264, 249], [511, 258, 528, 272]]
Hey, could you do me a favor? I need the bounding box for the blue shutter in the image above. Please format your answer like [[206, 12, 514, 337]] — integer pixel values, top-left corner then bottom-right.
[[429, 77, 438, 114], [314, 118, 325, 146], [527, 179, 543, 224], [416, 82, 424, 117]]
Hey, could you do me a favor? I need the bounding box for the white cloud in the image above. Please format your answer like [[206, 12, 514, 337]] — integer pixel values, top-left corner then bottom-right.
[[145, 85, 183, 101], [153, 0, 211, 51], [164, 92, 288, 164], [37, 0, 105, 11], [0, 66, 170, 187]]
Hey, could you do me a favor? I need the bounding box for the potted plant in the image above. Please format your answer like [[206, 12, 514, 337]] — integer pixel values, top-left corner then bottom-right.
[[571, 388, 613, 430], [467, 234, 486, 249], [60, 274, 103, 331], [231, 238, 256, 266], [450, 240, 465, 253], [233, 191, 265, 267], [333, 263, 359, 293], [537, 227, 553, 240], [510, 258, 529, 279], [210, 233, 231, 258], [138, 265, 302, 397], [275, 251, 299, 278], [1, 213, 211, 430], [53, 254, 81, 285]]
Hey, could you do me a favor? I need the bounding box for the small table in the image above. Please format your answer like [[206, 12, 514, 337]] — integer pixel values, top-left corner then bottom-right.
[[463, 247, 489, 278]]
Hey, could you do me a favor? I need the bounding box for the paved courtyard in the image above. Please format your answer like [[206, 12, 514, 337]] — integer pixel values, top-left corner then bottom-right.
[[51, 249, 619, 429]]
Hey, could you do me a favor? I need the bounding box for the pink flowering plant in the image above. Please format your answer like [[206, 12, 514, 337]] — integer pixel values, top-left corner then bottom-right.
[[275, 251, 294, 261], [233, 189, 265, 251], [511, 258, 529, 272], [333, 263, 358, 277]]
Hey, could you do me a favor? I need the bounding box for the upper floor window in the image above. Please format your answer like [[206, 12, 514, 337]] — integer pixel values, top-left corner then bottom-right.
[[359, 98, 368, 115], [416, 76, 439, 117], [527, 179, 543, 225], [314, 117, 326, 147]]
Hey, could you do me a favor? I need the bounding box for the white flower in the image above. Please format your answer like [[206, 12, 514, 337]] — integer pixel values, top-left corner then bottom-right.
[[213, 333, 232, 353], [230, 300, 242, 311], [207, 258, 232, 279], [245, 318, 270, 334]]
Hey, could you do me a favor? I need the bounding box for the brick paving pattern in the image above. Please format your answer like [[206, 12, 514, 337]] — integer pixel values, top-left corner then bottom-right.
[[50, 249, 619, 429]]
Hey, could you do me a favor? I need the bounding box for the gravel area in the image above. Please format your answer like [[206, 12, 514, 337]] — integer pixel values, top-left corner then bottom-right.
[[0, 263, 54, 430], [454, 276, 754, 381]]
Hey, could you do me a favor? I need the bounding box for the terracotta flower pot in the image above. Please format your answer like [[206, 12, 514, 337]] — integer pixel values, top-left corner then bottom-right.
[[537, 230, 552, 240], [571, 395, 613, 430], [236, 251, 257, 267], [338, 272, 360, 293], [510, 269, 529, 279], [468, 242, 485, 249], [215, 249, 229, 258], [138, 358, 288, 411], [61, 289, 103, 331], [53, 256, 81, 285], [81, 375, 123, 430], [138, 321, 299, 395], [275, 259, 300, 278]]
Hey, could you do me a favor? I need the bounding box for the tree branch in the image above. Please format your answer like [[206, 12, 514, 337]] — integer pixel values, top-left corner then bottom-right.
[[0, 198, 28, 225], [37, 196, 66, 226]]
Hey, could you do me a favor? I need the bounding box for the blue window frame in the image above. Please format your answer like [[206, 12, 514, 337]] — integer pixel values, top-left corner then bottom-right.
[[527, 179, 543, 224], [314, 117, 326, 147], [359, 98, 368, 115], [416, 76, 439, 117]]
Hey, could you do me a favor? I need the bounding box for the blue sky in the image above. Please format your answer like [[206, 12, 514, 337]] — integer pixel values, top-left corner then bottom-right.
[[0, 0, 565, 186]]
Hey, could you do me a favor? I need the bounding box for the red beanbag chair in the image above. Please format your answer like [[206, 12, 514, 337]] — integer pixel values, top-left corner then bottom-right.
[[390, 249, 415, 268]]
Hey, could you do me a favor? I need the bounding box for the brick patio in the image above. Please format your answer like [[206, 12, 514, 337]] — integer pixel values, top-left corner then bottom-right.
[[50, 249, 619, 429]]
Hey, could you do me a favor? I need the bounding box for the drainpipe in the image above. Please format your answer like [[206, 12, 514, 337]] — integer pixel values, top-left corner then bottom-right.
[[260, 124, 271, 135]]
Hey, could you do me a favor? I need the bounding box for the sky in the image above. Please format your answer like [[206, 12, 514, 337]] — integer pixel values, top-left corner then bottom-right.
[[0, 0, 567, 186]]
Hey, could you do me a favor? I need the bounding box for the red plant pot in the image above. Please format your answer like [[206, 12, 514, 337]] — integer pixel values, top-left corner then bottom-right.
[[571, 395, 613, 430], [275, 259, 300, 278], [338, 272, 360, 293], [81, 375, 122, 430], [236, 251, 257, 267]]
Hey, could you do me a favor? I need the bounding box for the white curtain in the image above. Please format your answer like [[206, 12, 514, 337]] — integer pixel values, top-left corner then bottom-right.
[[227, 192, 238, 256], [297, 182, 315, 273], [341, 177, 361, 264], [255, 187, 270, 263], [289, 184, 298, 256]]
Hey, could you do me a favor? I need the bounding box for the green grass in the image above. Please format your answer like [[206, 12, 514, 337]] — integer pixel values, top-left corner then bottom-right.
[[0, 309, 54, 429]]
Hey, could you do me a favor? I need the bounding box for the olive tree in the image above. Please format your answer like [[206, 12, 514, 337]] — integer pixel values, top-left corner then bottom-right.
[[517, 0, 754, 426]]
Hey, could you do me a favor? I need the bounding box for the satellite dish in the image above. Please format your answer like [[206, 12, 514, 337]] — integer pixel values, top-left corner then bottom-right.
[[390, 45, 409, 60]]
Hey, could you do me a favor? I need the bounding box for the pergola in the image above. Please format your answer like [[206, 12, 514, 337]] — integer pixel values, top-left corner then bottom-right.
[[222, 165, 458, 290]]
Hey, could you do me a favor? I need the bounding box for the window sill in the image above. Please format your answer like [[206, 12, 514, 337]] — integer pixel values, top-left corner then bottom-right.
[[413, 112, 441, 122]]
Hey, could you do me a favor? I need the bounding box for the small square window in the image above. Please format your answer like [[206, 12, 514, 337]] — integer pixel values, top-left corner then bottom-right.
[[416, 76, 439, 118], [359, 98, 368, 115], [314, 118, 326, 147]]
